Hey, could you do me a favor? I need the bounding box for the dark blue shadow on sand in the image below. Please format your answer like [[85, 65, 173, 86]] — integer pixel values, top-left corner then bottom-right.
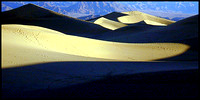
[[2, 61, 198, 99]]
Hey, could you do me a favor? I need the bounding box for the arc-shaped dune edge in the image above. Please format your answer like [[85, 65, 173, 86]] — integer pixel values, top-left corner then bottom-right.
[[2, 24, 190, 68], [118, 11, 175, 26], [94, 17, 128, 30], [90, 11, 175, 30]]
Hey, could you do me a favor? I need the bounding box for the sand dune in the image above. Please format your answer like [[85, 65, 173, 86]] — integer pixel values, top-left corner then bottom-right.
[[2, 24, 191, 68], [93, 14, 198, 61], [97, 15, 198, 43], [89, 11, 175, 30], [1, 4, 110, 38], [143, 20, 168, 26], [89, 11, 175, 27], [1, 4, 198, 68], [119, 11, 176, 26], [94, 17, 128, 30], [2, 3, 198, 98]]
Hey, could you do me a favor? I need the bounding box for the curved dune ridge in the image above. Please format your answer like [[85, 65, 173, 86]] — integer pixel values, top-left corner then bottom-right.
[[119, 11, 176, 26], [2, 24, 190, 68], [94, 17, 128, 30]]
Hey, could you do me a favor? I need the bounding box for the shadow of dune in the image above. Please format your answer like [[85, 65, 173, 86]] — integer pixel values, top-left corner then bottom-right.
[[26, 69, 198, 99], [2, 63, 198, 98]]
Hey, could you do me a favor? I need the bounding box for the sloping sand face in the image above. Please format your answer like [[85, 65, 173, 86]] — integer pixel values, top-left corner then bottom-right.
[[144, 20, 168, 26], [94, 17, 128, 30], [118, 11, 175, 26], [2, 24, 190, 68]]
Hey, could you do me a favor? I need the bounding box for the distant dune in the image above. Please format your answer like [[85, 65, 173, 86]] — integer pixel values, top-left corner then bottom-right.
[[94, 17, 128, 30], [89, 11, 175, 27], [97, 15, 198, 43], [119, 11, 175, 25], [89, 11, 176, 31]]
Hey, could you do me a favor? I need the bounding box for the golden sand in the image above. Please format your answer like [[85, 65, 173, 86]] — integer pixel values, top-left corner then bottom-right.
[[118, 11, 175, 26], [92, 11, 175, 30], [94, 17, 127, 30], [2, 24, 190, 68]]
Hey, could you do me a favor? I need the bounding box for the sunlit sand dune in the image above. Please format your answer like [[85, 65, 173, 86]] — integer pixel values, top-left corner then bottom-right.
[[94, 17, 128, 30], [89, 11, 175, 30], [2, 24, 190, 68], [119, 11, 175, 26], [143, 20, 168, 26], [89, 11, 175, 27]]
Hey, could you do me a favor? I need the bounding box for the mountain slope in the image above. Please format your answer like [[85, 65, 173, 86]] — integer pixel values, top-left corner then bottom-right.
[[2, 1, 197, 19], [65, 1, 135, 15], [78, 15, 100, 20], [87, 12, 128, 22]]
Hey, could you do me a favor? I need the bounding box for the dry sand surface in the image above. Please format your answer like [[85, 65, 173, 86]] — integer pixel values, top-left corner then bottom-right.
[[2, 24, 190, 68], [94, 17, 128, 30]]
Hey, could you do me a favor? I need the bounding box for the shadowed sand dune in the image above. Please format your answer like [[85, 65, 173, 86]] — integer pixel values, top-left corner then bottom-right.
[[2, 64, 198, 98], [1, 4, 111, 38], [2, 24, 192, 68]]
